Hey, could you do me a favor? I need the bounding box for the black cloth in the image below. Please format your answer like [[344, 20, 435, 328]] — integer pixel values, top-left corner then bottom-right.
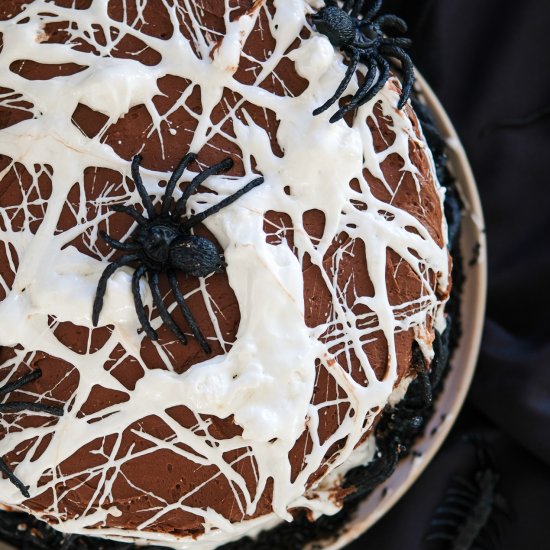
[[349, 0, 550, 548]]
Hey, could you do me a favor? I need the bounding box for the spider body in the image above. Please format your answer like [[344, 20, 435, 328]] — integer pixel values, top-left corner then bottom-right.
[[92, 152, 264, 354], [312, 0, 414, 122], [133, 220, 225, 276]]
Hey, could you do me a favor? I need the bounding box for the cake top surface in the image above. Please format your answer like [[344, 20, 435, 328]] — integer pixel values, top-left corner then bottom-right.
[[0, 1, 449, 547]]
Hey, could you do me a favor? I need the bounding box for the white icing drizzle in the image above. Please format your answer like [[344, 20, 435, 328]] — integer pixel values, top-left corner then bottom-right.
[[0, 1, 450, 548]]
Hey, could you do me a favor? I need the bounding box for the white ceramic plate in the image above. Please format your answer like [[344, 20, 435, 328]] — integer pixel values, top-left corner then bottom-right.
[[0, 72, 485, 550], [320, 71, 487, 550]]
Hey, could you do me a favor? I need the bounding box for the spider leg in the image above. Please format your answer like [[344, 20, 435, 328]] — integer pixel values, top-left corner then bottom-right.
[[111, 204, 147, 225], [444, 495, 474, 507], [92, 254, 139, 326], [344, 0, 366, 17], [0, 402, 64, 416], [380, 36, 412, 48], [380, 45, 414, 109], [452, 476, 478, 493], [342, 0, 355, 12], [425, 532, 455, 542], [131, 155, 156, 218], [0, 369, 42, 396], [435, 505, 468, 516], [0, 457, 30, 498], [446, 487, 477, 499], [430, 518, 459, 528], [374, 14, 408, 34], [161, 152, 197, 217], [132, 265, 157, 341], [174, 158, 234, 219], [182, 176, 264, 231], [168, 271, 211, 354], [99, 231, 140, 251], [148, 271, 188, 346], [313, 47, 361, 117], [416, 360, 433, 406], [330, 54, 378, 122], [362, 0, 383, 22], [356, 53, 390, 107]]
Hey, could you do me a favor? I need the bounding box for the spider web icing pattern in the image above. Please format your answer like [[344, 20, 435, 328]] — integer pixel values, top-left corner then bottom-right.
[[0, 1, 450, 547]]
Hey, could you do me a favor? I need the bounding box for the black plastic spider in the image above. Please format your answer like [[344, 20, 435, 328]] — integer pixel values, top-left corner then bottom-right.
[[92, 153, 264, 354], [312, 0, 414, 122], [0, 369, 64, 498], [426, 437, 510, 550]]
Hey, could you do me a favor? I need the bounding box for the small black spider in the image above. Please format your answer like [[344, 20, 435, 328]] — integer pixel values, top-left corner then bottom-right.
[[0, 369, 64, 498], [92, 153, 264, 354], [312, 0, 414, 122], [426, 437, 510, 550]]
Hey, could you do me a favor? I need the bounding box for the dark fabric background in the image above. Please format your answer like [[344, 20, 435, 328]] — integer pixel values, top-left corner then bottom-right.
[[348, 0, 550, 548]]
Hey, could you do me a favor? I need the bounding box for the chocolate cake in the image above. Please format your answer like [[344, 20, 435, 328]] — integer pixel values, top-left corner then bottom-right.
[[0, 1, 454, 548]]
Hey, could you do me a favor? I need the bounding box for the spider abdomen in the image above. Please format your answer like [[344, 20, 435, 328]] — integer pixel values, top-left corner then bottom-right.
[[170, 235, 226, 278]]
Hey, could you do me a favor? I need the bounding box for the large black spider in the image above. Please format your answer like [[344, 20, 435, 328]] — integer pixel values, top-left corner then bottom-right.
[[92, 153, 264, 354], [0, 369, 64, 498], [312, 0, 414, 123]]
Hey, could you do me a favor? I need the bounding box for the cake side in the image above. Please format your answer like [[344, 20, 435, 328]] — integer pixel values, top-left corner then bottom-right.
[[0, 1, 450, 547]]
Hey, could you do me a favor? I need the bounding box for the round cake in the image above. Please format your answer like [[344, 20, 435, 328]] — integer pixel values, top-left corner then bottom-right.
[[0, 1, 452, 548]]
